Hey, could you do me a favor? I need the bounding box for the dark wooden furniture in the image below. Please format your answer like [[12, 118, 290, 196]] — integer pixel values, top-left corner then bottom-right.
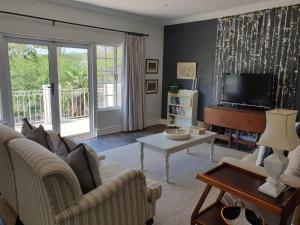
[[191, 163, 300, 225], [204, 106, 266, 148]]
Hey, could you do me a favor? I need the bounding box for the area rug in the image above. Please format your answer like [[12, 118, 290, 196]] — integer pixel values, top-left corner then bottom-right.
[[101, 142, 248, 225]]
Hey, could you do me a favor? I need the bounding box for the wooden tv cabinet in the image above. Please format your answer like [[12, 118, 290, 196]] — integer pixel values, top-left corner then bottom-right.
[[204, 106, 266, 148]]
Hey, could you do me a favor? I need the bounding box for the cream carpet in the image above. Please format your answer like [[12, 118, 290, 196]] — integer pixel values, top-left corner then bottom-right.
[[102, 142, 248, 225], [0, 142, 248, 225]]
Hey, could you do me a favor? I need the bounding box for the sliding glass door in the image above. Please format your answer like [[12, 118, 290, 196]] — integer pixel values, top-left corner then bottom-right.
[[57, 46, 90, 136], [8, 41, 53, 131], [6, 38, 93, 137]]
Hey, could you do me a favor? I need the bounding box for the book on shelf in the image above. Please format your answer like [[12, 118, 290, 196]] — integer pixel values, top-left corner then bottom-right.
[[170, 96, 180, 105], [169, 106, 186, 116]]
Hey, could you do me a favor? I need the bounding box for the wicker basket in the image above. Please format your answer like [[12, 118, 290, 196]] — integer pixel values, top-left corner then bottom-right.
[[221, 201, 265, 225]]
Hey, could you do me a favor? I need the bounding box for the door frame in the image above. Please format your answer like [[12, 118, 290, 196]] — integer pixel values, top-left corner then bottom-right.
[[1, 36, 95, 137]]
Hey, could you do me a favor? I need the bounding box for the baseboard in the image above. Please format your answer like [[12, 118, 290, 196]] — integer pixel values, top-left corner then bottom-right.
[[160, 119, 168, 125], [97, 124, 123, 135], [145, 119, 162, 127], [97, 119, 165, 135]]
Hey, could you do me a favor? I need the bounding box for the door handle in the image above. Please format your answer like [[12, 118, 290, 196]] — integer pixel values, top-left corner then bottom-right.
[[48, 83, 55, 95]]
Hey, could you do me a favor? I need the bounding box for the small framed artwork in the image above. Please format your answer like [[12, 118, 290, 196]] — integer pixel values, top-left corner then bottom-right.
[[146, 59, 159, 74], [177, 62, 197, 80], [145, 80, 158, 94]]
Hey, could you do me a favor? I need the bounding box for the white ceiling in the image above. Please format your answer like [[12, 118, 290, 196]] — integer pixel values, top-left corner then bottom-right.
[[74, 0, 269, 20], [46, 0, 300, 24]]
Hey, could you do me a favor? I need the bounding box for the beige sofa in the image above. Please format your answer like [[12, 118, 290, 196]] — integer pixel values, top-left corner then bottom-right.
[[0, 124, 162, 225], [221, 153, 300, 225]]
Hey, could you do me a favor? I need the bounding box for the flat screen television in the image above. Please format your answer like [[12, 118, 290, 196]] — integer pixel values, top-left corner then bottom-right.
[[222, 73, 273, 108]]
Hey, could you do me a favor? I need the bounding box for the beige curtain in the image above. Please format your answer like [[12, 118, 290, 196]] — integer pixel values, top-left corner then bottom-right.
[[122, 34, 145, 131]]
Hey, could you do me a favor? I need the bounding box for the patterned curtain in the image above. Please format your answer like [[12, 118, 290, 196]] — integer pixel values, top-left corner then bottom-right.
[[213, 5, 300, 108]]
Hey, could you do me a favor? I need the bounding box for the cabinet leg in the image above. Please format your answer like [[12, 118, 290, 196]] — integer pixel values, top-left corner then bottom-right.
[[228, 129, 232, 148], [236, 130, 240, 149]]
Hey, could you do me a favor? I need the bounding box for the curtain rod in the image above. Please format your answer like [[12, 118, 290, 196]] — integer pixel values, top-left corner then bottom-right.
[[0, 11, 149, 37]]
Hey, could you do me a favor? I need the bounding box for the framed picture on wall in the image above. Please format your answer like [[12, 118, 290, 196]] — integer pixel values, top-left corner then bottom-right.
[[145, 80, 158, 94], [146, 59, 159, 74], [177, 62, 197, 79]]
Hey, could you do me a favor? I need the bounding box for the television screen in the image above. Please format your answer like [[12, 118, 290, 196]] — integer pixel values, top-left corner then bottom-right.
[[222, 74, 243, 104], [222, 73, 273, 108]]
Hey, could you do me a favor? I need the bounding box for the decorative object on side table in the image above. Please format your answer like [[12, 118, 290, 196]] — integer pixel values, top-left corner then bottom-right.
[[145, 59, 159, 74], [145, 79, 158, 94], [257, 109, 300, 198]]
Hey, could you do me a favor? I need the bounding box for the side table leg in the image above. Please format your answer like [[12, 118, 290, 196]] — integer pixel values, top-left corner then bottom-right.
[[210, 138, 215, 162], [140, 143, 144, 172], [164, 154, 170, 183], [191, 184, 212, 225]]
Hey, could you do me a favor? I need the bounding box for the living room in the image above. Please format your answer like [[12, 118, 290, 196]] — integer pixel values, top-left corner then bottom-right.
[[0, 0, 300, 225]]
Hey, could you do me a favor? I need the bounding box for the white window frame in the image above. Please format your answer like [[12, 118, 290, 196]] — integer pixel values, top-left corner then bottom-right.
[[96, 44, 121, 110]]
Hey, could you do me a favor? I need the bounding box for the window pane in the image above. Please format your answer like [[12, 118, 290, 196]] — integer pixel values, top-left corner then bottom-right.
[[96, 45, 122, 109], [97, 59, 106, 71], [106, 47, 114, 58], [106, 59, 114, 71], [97, 46, 106, 58]]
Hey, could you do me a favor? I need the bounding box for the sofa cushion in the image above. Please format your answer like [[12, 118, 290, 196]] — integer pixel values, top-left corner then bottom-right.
[[21, 118, 50, 150], [64, 144, 102, 194], [286, 144, 300, 177], [46, 131, 72, 157], [21, 119, 49, 150], [99, 160, 162, 203]]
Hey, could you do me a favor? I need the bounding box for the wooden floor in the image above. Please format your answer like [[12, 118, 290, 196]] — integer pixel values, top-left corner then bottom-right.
[[80, 125, 167, 153]]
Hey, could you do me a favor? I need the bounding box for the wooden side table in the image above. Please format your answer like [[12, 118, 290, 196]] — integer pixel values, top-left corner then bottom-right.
[[191, 163, 300, 225]]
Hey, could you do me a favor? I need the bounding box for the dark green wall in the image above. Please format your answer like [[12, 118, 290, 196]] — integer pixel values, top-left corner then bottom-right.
[[162, 19, 218, 121]]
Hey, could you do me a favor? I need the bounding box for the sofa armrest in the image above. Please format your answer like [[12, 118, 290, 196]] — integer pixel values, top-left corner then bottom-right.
[[55, 169, 148, 224], [220, 157, 300, 188]]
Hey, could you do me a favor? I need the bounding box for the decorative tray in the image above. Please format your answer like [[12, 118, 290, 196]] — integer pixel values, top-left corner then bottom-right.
[[163, 128, 191, 140]]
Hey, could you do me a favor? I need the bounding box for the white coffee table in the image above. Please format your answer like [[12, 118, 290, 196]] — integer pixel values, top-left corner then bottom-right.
[[136, 131, 217, 182]]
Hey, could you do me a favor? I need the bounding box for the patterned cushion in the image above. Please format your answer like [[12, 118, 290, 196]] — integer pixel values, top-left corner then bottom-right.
[[99, 160, 162, 203]]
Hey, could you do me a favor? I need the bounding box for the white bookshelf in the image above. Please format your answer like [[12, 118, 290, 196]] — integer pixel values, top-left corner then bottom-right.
[[167, 89, 198, 128]]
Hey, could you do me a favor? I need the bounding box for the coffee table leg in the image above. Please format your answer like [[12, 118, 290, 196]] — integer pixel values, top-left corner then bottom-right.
[[210, 138, 215, 162], [164, 154, 170, 183], [140, 143, 144, 171]]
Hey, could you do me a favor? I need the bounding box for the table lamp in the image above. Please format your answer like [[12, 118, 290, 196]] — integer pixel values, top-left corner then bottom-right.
[[257, 109, 299, 198]]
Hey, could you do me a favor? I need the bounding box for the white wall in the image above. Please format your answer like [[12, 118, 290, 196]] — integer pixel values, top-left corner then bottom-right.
[[0, 0, 164, 134]]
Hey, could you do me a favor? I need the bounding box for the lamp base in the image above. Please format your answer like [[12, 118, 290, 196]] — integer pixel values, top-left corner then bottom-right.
[[258, 178, 286, 198]]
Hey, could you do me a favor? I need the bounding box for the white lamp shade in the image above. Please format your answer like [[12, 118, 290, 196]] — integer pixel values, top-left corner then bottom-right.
[[257, 109, 300, 151]]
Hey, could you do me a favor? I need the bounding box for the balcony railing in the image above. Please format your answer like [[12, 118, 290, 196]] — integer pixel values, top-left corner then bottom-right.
[[12, 86, 90, 126]]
